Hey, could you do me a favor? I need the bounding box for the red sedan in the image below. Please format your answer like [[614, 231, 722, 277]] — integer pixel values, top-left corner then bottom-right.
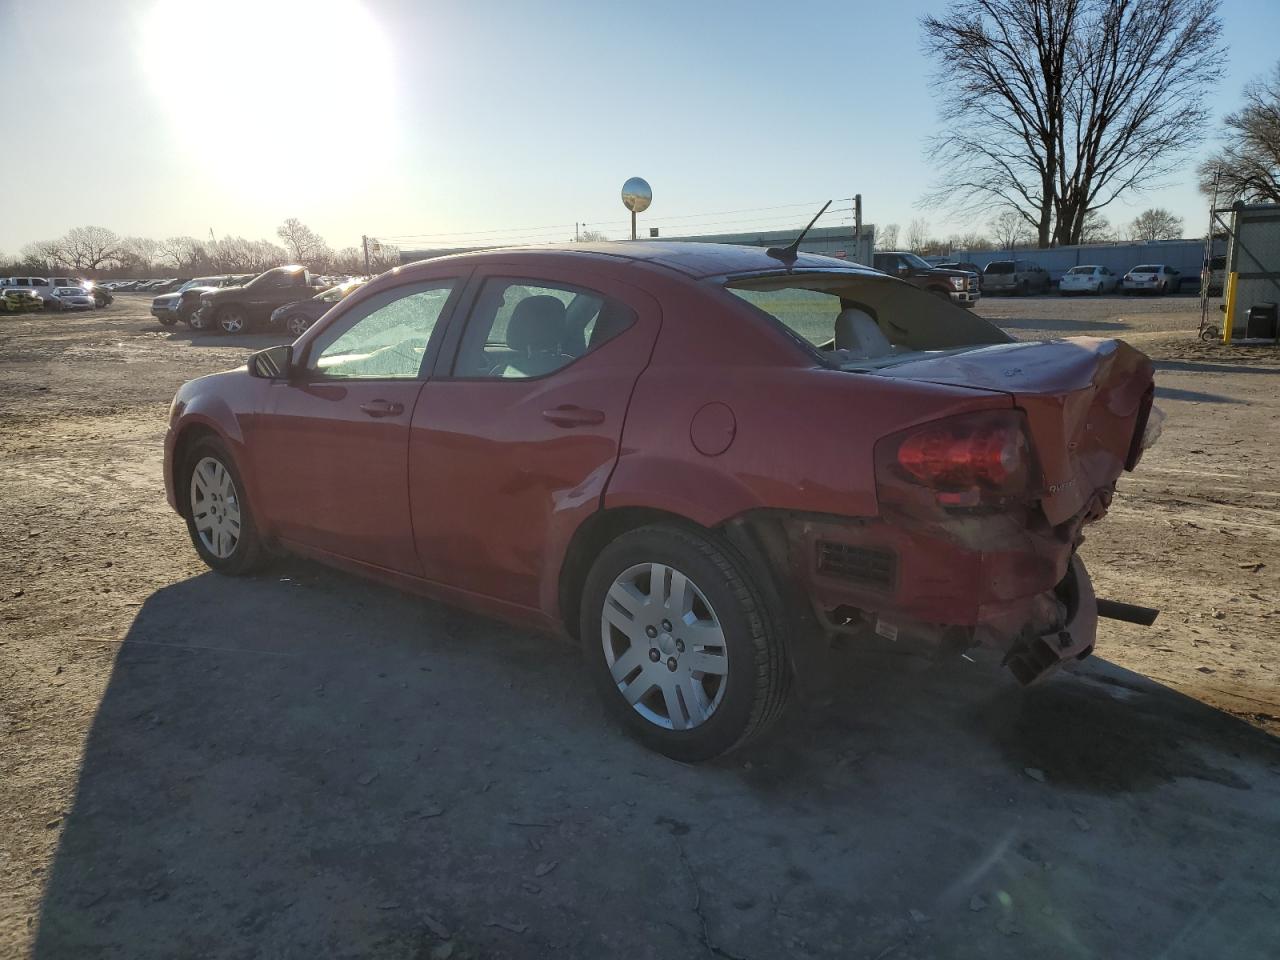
[[164, 242, 1158, 760]]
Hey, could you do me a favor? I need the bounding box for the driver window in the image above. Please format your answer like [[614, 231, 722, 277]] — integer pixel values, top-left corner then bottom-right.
[[309, 280, 456, 380]]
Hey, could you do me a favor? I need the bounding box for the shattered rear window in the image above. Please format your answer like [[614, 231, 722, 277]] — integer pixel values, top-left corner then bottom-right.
[[723, 272, 1012, 364], [727, 287, 843, 346]]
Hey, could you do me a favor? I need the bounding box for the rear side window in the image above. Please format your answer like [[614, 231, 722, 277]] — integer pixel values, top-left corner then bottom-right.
[[452, 278, 635, 380], [985, 261, 1014, 274]]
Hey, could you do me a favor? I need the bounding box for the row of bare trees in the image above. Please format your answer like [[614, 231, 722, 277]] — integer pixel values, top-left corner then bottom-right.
[[3, 219, 396, 278], [880, 206, 1182, 255]]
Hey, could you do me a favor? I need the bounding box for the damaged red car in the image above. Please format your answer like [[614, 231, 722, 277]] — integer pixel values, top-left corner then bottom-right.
[[163, 242, 1159, 760]]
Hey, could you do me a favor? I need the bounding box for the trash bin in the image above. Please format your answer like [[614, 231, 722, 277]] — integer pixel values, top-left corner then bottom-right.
[[1245, 302, 1277, 339]]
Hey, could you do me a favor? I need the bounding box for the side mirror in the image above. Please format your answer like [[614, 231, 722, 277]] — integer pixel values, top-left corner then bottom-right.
[[248, 344, 294, 379]]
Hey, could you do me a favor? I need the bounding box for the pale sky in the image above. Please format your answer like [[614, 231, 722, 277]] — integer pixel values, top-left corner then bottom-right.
[[2, 0, 1277, 257]]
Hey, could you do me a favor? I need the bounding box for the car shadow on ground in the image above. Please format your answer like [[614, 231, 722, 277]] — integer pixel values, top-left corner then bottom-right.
[[1155, 386, 1245, 405], [1154, 359, 1280, 376], [149, 325, 289, 349], [32, 562, 1280, 959], [985, 316, 1131, 333]]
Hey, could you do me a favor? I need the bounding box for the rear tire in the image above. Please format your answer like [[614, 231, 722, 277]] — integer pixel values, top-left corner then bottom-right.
[[286, 313, 311, 337], [181, 436, 267, 576], [580, 524, 790, 761]]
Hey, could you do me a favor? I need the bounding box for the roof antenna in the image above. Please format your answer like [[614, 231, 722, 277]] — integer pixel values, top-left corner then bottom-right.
[[766, 200, 832, 266]]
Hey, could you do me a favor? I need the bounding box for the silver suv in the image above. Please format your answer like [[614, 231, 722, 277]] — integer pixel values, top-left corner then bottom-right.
[[982, 259, 1050, 296]]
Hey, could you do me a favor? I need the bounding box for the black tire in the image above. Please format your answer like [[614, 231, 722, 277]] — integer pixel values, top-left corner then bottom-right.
[[158, 315, 178, 326], [188, 308, 211, 331], [217, 305, 248, 334], [181, 436, 268, 576], [580, 523, 790, 761], [285, 313, 310, 337], [931, 287, 951, 302]]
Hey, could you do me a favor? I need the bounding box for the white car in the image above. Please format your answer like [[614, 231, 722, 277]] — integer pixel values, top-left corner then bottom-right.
[[1059, 265, 1119, 295], [1122, 264, 1180, 295]]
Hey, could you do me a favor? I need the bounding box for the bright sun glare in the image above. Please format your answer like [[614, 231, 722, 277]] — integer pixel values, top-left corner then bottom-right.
[[141, 0, 395, 203]]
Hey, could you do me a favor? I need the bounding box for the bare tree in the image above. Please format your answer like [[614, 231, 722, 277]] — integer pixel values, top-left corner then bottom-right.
[[578, 229, 608, 242], [955, 231, 992, 251], [276, 218, 327, 264], [1081, 210, 1117, 243], [119, 237, 161, 272], [61, 226, 122, 271], [877, 223, 900, 250], [922, 0, 1223, 247], [990, 210, 1032, 251], [331, 247, 365, 274], [20, 239, 68, 270], [1127, 207, 1184, 241], [905, 218, 930, 252], [157, 236, 204, 271], [1198, 60, 1280, 204]]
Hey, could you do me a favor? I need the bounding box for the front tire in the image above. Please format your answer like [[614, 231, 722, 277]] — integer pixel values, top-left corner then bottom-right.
[[581, 524, 789, 761], [286, 313, 311, 337], [182, 437, 267, 576]]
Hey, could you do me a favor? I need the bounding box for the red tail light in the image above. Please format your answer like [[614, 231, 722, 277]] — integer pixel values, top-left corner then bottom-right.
[[875, 410, 1038, 510]]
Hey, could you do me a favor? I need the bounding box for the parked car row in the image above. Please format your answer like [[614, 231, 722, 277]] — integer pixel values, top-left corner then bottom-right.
[[0, 276, 113, 311], [893, 256, 1187, 297], [149, 266, 368, 335]]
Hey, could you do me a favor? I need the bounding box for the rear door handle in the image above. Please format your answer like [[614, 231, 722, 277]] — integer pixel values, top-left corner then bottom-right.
[[360, 399, 404, 418], [541, 405, 605, 427]]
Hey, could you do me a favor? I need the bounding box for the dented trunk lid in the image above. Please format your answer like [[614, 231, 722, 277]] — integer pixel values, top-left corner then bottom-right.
[[877, 337, 1155, 524]]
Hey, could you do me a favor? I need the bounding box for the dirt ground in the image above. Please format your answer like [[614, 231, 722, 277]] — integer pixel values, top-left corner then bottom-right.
[[2, 292, 1278, 959]]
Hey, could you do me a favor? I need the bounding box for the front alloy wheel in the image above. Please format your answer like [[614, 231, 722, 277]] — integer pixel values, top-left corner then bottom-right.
[[183, 438, 266, 575], [190, 456, 242, 560], [218, 306, 247, 334], [582, 524, 789, 761], [286, 313, 310, 337]]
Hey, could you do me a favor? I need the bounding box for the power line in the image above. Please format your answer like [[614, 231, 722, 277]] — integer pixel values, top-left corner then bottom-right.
[[375, 197, 855, 244]]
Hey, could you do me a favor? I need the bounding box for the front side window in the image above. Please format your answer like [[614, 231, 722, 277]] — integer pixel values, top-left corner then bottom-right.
[[985, 261, 1014, 274], [453, 279, 635, 379], [309, 280, 455, 380]]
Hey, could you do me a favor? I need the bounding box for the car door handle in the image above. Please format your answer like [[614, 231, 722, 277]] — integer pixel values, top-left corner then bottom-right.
[[360, 400, 404, 418], [541, 405, 605, 427]]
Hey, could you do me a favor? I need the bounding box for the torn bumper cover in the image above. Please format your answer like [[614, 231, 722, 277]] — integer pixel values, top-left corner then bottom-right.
[[779, 511, 1101, 686]]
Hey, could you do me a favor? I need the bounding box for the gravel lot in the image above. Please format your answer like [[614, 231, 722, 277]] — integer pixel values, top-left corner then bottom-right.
[[2, 292, 1279, 959]]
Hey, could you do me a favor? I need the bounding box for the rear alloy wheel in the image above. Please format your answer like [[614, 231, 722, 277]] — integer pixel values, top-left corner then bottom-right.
[[187, 309, 210, 331], [183, 437, 267, 575], [217, 306, 248, 334], [582, 524, 789, 761], [286, 314, 310, 337]]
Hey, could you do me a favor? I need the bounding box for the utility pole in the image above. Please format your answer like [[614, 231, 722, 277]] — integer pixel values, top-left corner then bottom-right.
[[362, 235, 371, 275], [853, 194, 863, 264], [1198, 166, 1220, 339], [575, 222, 580, 242]]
